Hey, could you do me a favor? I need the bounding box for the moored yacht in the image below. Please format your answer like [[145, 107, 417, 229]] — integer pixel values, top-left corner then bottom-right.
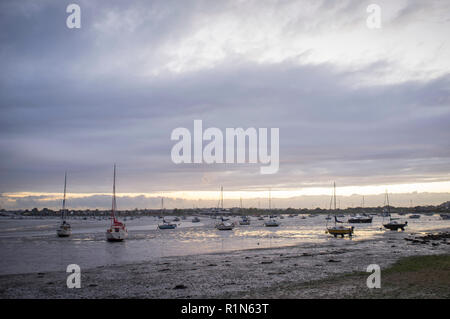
[[57, 171, 72, 237], [264, 219, 280, 227], [215, 221, 235, 230], [382, 191, 408, 231], [348, 214, 372, 223], [106, 165, 128, 242], [158, 219, 177, 229], [327, 182, 354, 237]]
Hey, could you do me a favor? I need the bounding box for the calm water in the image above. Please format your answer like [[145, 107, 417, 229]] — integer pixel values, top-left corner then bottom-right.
[[0, 214, 447, 275]]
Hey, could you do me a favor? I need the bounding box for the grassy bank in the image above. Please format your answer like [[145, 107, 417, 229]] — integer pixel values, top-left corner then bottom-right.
[[237, 254, 450, 299]]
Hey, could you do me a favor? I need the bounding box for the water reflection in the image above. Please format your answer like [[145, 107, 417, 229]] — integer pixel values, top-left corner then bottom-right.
[[0, 214, 447, 274]]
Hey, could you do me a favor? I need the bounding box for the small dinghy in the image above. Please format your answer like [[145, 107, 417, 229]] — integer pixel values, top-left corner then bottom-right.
[[192, 217, 200, 223]]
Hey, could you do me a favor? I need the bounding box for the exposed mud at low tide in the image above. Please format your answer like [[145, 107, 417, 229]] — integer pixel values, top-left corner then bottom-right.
[[1, 227, 448, 298]]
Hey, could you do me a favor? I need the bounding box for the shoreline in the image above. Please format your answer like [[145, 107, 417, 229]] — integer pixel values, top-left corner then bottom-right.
[[1, 227, 449, 298]]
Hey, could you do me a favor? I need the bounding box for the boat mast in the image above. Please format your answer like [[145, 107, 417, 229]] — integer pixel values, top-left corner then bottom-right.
[[333, 182, 336, 226], [269, 188, 272, 210], [220, 186, 224, 210], [386, 190, 390, 215], [62, 171, 67, 221], [111, 164, 117, 222]]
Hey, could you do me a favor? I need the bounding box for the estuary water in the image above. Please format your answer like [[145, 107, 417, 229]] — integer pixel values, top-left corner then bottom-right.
[[0, 214, 447, 275]]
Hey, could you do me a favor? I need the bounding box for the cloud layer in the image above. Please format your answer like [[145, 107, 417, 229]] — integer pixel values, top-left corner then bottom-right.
[[1, 0, 449, 208]]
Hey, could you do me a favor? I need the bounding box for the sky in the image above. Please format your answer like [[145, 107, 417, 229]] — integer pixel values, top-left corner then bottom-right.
[[0, 0, 450, 209]]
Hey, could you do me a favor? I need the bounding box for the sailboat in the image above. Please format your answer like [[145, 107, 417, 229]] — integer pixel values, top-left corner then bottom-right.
[[215, 187, 235, 230], [56, 171, 72, 237], [158, 218, 177, 229], [239, 216, 250, 225], [264, 188, 279, 227], [106, 165, 128, 241], [158, 197, 177, 229], [382, 191, 408, 231], [348, 196, 372, 223], [326, 182, 354, 237]]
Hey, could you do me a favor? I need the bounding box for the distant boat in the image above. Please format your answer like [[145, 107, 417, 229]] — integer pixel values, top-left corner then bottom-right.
[[56, 171, 72, 237], [348, 215, 372, 223], [409, 214, 421, 219], [158, 219, 177, 229], [192, 217, 200, 223], [106, 165, 128, 241], [326, 182, 354, 238], [173, 217, 180, 222], [382, 191, 407, 231], [239, 216, 250, 225], [215, 221, 234, 230], [258, 216, 264, 221], [264, 219, 280, 227]]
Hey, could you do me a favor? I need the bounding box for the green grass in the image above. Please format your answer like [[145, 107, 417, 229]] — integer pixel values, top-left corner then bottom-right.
[[385, 254, 450, 274]]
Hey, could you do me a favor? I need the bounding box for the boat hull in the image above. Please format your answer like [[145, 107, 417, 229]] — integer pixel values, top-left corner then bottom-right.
[[158, 224, 177, 229], [383, 223, 407, 231], [348, 218, 372, 223], [106, 228, 128, 241], [215, 222, 234, 230], [57, 223, 72, 237], [56, 228, 72, 237], [264, 223, 279, 227], [327, 227, 354, 237]]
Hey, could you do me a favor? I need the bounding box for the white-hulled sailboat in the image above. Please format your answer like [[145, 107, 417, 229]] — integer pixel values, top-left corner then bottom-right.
[[106, 165, 128, 241], [326, 182, 354, 238], [56, 171, 72, 237]]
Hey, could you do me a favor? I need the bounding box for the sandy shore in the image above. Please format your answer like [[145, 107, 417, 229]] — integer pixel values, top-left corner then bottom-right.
[[1, 228, 449, 298]]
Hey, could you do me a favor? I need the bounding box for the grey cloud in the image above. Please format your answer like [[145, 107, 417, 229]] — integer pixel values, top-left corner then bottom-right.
[[0, 0, 449, 203]]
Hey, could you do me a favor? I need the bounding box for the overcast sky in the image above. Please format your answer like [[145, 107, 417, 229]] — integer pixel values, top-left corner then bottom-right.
[[1, 0, 449, 209]]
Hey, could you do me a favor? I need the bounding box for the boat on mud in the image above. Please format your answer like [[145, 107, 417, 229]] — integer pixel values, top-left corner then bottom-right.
[[326, 182, 354, 238], [56, 171, 72, 237], [382, 191, 408, 231], [106, 165, 128, 242]]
